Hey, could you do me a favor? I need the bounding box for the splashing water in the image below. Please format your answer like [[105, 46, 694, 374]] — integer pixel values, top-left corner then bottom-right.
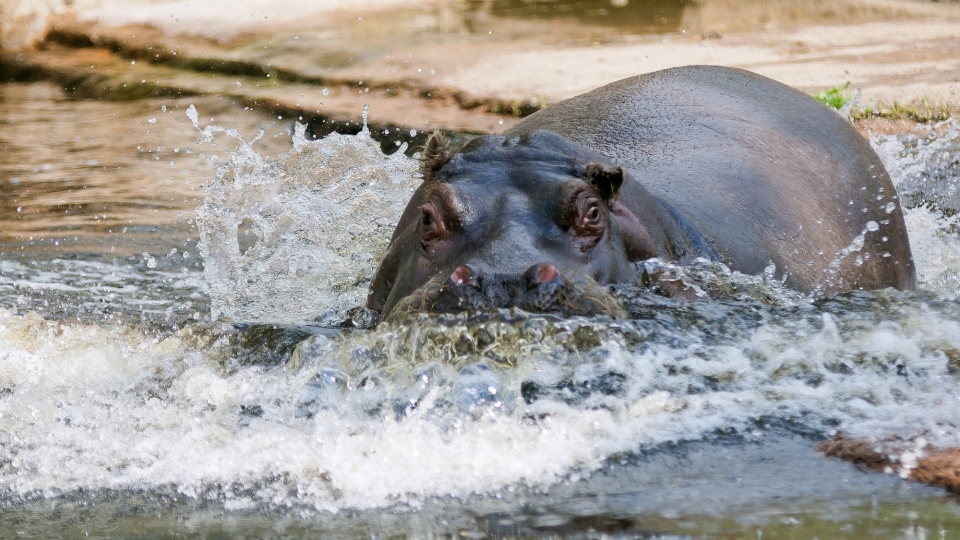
[[1, 114, 960, 524], [874, 118, 960, 294], [194, 105, 419, 324]]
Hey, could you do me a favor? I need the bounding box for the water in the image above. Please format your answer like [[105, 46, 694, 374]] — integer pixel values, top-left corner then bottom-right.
[[193, 111, 418, 324], [2, 85, 960, 537]]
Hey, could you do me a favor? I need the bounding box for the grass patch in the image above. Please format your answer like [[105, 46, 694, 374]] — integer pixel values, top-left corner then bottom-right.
[[813, 83, 952, 122], [813, 82, 850, 109], [853, 98, 952, 123]]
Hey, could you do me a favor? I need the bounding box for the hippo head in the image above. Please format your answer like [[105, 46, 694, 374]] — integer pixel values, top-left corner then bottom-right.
[[367, 130, 658, 320]]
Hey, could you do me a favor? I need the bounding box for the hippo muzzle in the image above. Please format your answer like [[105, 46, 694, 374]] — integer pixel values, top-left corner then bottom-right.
[[386, 262, 625, 321]]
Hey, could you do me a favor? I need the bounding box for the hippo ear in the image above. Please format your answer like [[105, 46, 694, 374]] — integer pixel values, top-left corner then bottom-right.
[[420, 131, 452, 182], [585, 162, 625, 203]]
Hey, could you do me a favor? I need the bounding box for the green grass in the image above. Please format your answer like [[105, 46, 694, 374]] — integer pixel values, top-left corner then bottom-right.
[[813, 83, 952, 122], [813, 82, 850, 110]]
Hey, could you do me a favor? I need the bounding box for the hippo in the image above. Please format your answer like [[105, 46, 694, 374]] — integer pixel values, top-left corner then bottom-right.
[[367, 65, 915, 320]]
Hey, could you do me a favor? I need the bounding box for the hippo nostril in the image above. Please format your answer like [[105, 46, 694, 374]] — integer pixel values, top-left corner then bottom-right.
[[524, 263, 560, 289], [537, 263, 559, 283], [450, 265, 481, 289]]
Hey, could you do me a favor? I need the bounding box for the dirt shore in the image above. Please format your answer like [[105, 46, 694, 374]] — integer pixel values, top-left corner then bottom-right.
[[1, 0, 958, 137]]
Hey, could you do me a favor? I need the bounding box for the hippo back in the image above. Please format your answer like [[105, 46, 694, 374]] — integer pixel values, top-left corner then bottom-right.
[[504, 66, 915, 294]]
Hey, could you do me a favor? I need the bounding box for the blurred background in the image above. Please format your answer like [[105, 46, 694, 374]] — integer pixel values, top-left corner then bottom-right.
[[0, 0, 956, 255]]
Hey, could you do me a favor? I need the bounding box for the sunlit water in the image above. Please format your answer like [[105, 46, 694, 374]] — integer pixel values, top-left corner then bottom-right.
[[2, 86, 960, 536]]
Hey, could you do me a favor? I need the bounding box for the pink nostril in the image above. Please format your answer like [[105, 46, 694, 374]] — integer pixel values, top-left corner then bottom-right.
[[537, 263, 559, 283], [451, 265, 473, 285]]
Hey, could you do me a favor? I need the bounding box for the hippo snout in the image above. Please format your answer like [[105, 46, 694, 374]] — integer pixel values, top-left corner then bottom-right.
[[385, 263, 624, 321], [450, 262, 558, 291]]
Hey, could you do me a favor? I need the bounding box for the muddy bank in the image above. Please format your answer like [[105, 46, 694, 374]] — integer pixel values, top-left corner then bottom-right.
[[0, 0, 957, 139]]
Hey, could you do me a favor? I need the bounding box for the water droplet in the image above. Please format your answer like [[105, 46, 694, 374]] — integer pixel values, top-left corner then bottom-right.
[[186, 104, 199, 125], [866, 221, 879, 232], [884, 202, 896, 214], [409, 129, 417, 137], [148, 117, 157, 124], [322, 87, 329, 96], [161, 105, 167, 112]]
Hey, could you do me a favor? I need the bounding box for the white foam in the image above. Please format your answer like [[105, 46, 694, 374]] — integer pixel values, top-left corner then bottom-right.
[[195, 111, 419, 324], [873, 119, 960, 294], [1, 290, 960, 511]]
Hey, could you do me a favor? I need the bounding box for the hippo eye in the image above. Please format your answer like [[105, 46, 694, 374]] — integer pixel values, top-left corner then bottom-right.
[[585, 203, 601, 224], [571, 192, 604, 242], [419, 202, 447, 253]]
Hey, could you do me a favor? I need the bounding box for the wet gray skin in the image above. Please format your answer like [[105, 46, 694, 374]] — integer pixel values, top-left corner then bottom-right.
[[369, 66, 916, 320], [367, 130, 660, 320], [505, 66, 916, 294]]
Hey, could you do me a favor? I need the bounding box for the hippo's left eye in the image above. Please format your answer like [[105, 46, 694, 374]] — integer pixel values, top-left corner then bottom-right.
[[585, 203, 601, 225], [419, 201, 448, 254], [562, 190, 605, 249]]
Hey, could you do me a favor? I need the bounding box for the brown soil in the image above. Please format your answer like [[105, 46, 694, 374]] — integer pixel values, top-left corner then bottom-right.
[[819, 434, 960, 493], [912, 448, 960, 492]]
